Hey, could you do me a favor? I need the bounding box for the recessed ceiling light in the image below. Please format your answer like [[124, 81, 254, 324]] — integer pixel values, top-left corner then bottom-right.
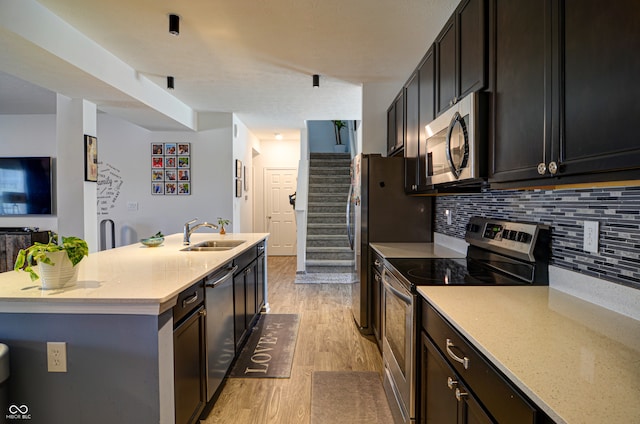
[[275, 133, 283, 140]]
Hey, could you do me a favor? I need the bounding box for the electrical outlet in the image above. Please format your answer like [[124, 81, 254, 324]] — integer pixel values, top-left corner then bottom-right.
[[583, 221, 599, 254], [47, 342, 67, 372]]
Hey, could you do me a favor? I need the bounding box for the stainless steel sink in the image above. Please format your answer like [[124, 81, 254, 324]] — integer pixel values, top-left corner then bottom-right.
[[181, 240, 245, 251]]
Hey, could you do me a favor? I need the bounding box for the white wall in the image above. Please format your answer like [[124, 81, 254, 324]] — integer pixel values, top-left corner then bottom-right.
[[253, 138, 301, 233], [231, 116, 260, 233], [361, 81, 401, 155], [0, 114, 59, 231], [97, 112, 235, 246]]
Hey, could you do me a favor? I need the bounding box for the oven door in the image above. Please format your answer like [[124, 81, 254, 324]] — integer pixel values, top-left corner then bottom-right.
[[382, 267, 415, 423]]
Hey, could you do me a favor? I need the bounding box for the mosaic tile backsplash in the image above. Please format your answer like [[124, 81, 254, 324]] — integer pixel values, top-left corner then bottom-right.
[[434, 185, 640, 291]]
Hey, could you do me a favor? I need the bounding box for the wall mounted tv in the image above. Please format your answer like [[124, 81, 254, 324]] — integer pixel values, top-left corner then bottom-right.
[[0, 157, 53, 215]]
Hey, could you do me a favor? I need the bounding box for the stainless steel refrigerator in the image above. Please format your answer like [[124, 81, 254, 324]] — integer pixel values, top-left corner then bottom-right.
[[347, 154, 432, 334]]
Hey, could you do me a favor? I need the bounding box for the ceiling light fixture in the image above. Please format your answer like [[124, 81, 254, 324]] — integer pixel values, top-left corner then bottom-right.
[[313, 74, 320, 88], [169, 14, 180, 36], [167, 76, 175, 89], [275, 133, 283, 140]]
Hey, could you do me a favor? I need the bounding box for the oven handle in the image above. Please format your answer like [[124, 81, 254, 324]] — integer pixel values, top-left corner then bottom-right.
[[382, 269, 412, 305]]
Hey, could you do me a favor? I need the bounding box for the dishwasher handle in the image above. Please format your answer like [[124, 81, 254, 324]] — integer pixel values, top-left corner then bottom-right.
[[205, 265, 238, 288]]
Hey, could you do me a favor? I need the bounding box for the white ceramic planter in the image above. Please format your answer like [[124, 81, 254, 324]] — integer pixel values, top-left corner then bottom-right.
[[38, 251, 79, 290]]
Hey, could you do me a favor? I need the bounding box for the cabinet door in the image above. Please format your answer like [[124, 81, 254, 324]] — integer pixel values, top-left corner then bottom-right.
[[436, 16, 457, 115], [395, 91, 405, 155], [233, 273, 246, 349], [560, 0, 640, 176], [404, 71, 420, 192], [418, 46, 436, 191], [244, 261, 257, 329], [421, 332, 458, 424], [489, 0, 554, 183], [387, 103, 397, 155], [457, 0, 486, 98], [256, 254, 265, 312], [174, 306, 206, 424]]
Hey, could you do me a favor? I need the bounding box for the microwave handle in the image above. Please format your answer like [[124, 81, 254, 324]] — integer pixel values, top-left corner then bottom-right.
[[445, 111, 467, 178]]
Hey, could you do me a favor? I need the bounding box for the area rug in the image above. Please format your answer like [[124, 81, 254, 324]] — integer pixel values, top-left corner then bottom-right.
[[310, 371, 394, 424], [294, 273, 355, 284], [229, 314, 299, 378]]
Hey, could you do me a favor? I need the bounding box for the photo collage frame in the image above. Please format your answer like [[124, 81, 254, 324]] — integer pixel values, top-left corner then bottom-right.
[[151, 143, 191, 195]]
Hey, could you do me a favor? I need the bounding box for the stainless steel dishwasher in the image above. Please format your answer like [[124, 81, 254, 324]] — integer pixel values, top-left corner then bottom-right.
[[204, 262, 237, 402]]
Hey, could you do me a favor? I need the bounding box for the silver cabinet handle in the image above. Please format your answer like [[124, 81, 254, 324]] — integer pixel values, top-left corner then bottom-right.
[[455, 388, 467, 401], [374, 274, 381, 282], [447, 377, 457, 390], [446, 339, 470, 369], [182, 291, 199, 307], [374, 259, 381, 267]]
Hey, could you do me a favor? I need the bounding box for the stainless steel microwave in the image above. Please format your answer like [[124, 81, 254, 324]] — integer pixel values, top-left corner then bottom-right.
[[425, 91, 486, 186]]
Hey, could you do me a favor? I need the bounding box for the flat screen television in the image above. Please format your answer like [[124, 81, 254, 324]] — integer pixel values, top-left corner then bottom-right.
[[0, 157, 53, 215]]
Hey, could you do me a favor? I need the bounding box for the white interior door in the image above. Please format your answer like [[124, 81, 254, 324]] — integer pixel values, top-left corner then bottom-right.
[[264, 168, 297, 256]]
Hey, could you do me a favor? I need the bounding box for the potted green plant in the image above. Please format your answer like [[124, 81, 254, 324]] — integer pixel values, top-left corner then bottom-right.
[[332, 120, 347, 152], [14, 234, 89, 289], [217, 217, 231, 235]]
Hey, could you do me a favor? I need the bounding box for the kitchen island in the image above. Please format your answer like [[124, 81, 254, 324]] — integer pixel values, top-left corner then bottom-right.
[[418, 285, 640, 424], [0, 233, 268, 424]]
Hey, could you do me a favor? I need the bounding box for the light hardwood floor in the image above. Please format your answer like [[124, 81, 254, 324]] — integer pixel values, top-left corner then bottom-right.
[[201, 256, 383, 424]]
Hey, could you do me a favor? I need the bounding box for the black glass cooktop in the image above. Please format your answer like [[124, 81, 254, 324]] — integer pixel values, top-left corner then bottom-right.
[[385, 257, 531, 290]]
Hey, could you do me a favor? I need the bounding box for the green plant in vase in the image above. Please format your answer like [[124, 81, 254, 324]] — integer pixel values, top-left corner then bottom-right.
[[14, 234, 89, 288], [217, 217, 231, 235]]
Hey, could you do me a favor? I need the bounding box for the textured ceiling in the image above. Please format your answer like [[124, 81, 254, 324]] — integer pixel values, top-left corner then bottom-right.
[[0, 0, 458, 141]]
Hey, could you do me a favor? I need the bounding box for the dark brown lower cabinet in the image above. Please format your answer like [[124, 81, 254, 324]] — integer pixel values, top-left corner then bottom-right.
[[421, 332, 492, 424], [174, 304, 207, 424]]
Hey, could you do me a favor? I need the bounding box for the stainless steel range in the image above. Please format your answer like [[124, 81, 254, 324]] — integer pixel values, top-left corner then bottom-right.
[[382, 217, 551, 424]]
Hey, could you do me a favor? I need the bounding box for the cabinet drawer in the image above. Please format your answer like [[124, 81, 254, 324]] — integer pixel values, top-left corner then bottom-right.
[[234, 246, 257, 273], [424, 301, 537, 423], [174, 281, 204, 325]]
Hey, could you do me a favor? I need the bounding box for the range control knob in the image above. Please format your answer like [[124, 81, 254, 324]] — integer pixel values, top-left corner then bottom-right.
[[517, 232, 532, 243]]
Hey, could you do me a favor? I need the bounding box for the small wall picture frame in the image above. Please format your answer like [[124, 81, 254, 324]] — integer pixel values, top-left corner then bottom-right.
[[244, 166, 249, 192], [235, 159, 242, 178], [236, 178, 242, 197], [152, 143, 164, 155], [152, 182, 164, 195], [84, 135, 98, 182], [178, 182, 190, 195]]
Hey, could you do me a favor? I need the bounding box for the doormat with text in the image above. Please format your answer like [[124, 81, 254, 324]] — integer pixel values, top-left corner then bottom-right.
[[229, 314, 300, 378]]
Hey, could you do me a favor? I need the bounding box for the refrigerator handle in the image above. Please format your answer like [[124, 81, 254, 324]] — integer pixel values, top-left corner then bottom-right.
[[346, 183, 354, 250]]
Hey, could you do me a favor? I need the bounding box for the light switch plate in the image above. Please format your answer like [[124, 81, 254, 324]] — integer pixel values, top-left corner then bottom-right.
[[583, 221, 599, 254]]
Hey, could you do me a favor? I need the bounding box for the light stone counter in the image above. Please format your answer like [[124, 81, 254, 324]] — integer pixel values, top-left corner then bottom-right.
[[418, 285, 640, 424], [0, 232, 269, 315], [370, 242, 466, 259]]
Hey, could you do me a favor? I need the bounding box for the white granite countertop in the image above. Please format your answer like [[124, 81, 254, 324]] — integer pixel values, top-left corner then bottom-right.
[[0, 233, 268, 315], [370, 242, 466, 259], [418, 285, 640, 424]]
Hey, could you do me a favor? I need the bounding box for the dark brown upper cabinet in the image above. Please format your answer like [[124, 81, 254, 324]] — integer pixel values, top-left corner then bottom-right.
[[489, 0, 640, 186], [436, 0, 487, 116], [387, 90, 405, 157], [405, 46, 436, 193]]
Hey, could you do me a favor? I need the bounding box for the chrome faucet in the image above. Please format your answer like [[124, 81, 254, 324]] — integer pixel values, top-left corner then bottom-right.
[[183, 218, 218, 245]]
